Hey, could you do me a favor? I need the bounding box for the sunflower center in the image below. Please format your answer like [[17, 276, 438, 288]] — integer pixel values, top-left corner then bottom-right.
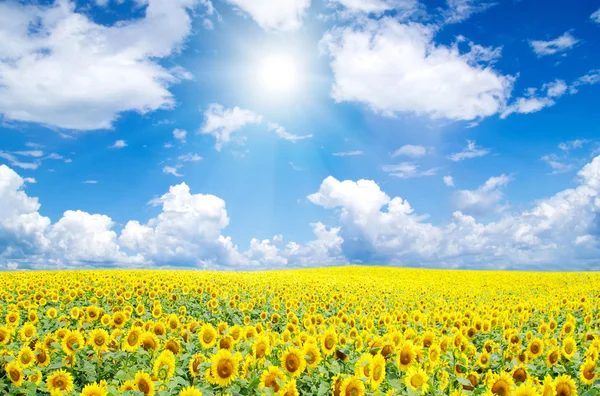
[[9, 370, 20, 381], [549, 351, 558, 363], [266, 376, 280, 391], [138, 380, 149, 393], [411, 374, 424, 387], [531, 344, 539, 353], [55, 378, 65, 389], [286, 355, 298, 371], [492, 380, 508, 396], [556, 383, 571, 396], [218, 360, 233, 378], [583, 366, 595, 380], [513, 368, 526, 382], [400, 350, 411, 365], [203, 333, 213, 343], [325, 337, 334, 349]]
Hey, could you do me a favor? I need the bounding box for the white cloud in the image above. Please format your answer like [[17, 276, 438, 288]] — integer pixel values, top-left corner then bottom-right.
[[25, 142, 43, 149], [558, 139, 589, 151], [163, 166, 183, 177], [327, 0, 420, 16], [392, 144, 428, 158], [289, 162, 302, 171], [200, 104, 263, 151], [544, 80, 568, 98], [332, 150, 364, 157], [382, 163, 438, 178], [164, 143, 174, 149], [443, 175, 454, 187], [110, 140, 127, 149], [120, 183, 246, 267], [320, 18, 514, 121], [570, 70, 600, 94], [225, 0, 310, 31], [454, 174, 511, 215], [530, 32, 578, 57], [14, 150, 44, 158], [0, 152, 41, 170], [0, 0, 209, 130], [541, 154, 574, 175], [267, 122, 312, 142], [592, 8, 600, 23], [173, 129, 187, 143], [447, 140, 490, 161], [177, 153, 202, 162], [306, 158, 600, 269], [82, 180, 98, 184], [443, 0, 496, 24]]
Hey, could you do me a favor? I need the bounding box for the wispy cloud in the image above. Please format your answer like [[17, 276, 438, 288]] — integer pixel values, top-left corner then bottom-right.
[[447, 140, 490, 162], [163, 166, 183, 177], [289, 162, 302, 171], [382, 162, 439, 179], [177, 153, 202, 162], [82, 180, 98, 184], [332, 150, 363, 157], [530, 31, 578, 57]]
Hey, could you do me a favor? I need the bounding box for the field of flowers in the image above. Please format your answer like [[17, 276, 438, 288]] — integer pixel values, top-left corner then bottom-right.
[[0, 267, 599, 395]]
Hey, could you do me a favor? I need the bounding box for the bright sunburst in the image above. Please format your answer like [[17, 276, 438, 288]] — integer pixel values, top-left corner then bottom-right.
[[257, 53, 300, 96]]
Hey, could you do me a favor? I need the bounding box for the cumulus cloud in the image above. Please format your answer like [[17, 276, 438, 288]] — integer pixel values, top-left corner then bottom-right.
[[224, 0, 310, 31], [447, 140, 490, 161], [392, 145, 428, 158], [0, 0, 208, 130], [177, 153, 202, 162], [529, 31, 578, 57], [453, 174, 511, 215], [200, 104, 263, 151], [320, 18, 514, 121], [306, 157, 600, 269], [592, 9, 600, 23], [443, 175, 454, 187]]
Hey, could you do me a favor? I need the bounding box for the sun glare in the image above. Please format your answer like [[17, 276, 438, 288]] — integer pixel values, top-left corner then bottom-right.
[[257, 53, 300, 96]]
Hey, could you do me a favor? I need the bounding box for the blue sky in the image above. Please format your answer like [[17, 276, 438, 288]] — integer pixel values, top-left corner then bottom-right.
[[1, 0, 600, 270]]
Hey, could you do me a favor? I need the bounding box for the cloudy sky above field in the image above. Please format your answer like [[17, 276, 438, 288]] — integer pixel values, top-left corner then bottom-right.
[[1, 0, 600, 271]]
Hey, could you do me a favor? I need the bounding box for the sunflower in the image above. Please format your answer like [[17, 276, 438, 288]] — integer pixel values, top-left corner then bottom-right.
[[340, 376, 366, 396], [561, 337, 576, 360], [19, 322, 36, 342], [120, 380, 136, 391], [280, 379, 300, 396], [545, 347, 560, 367], [477, 351, 490, 368], [189, 353, 206, 378], [553, 375, 576, 396], [397, 341, 416, 371], [321, 328, 338, 356], [140, 331, 160, 351], [164, 337, 181, 355], [179, 386, 203, 396], [252, 336, 270, 360], [28, 369, 42, 385], [46, 369, 74, 394], [260, 366, 285, 393], [153, 350, 176, 381], [579, 358, 598, 385], [88, 328, 109, 353], [122, 327, 142, 352], [281, 347, 306, 378], [62, 329, 84, 355], [17, 346, 35, 368], [134, 371, 155, 396], [199, 324, 217, 349], [513, 381, 537, 396], [355, 353, 373, 378], [81, 382, 108, 396], [488, 372, 514, 396], [405, 366, 430, 395], [304, 342, 322, 369], [0, 326, 11, 345], [210, 349, 238, 386], [370, 353, 386, 389], [526, 338, 543, 359], [540, 375, 555, 396], [5, 361, 24, 387]]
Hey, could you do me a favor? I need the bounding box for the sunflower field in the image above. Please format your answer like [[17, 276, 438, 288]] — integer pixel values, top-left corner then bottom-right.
[[0, 267, 599, 396]]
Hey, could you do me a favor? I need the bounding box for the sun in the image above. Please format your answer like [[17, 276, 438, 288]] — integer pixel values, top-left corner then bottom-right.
[[257, 53, 300, 96]]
